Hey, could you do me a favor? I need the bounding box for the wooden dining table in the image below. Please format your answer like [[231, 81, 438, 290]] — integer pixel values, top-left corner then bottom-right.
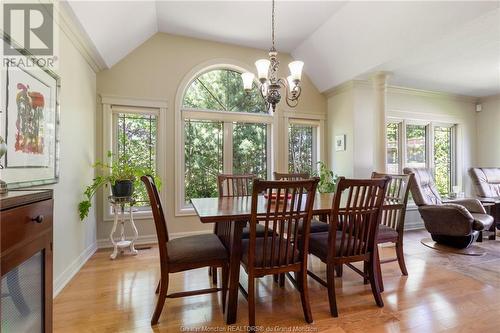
[[191, 192, 335, 325]]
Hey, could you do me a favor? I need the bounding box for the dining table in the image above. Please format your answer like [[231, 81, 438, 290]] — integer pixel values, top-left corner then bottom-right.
[[191, 192, 335, 325]]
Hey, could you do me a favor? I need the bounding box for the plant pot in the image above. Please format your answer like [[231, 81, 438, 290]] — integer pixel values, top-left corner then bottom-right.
[[111, 180, 134, 198]]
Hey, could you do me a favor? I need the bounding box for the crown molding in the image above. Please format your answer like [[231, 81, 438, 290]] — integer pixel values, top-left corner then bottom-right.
[[56, 1, 107, 73], [323, 81, 354, 98], [387, 85, 478, 103]]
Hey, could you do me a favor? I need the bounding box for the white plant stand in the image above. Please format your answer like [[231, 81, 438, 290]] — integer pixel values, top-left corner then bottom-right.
[[109, 196, 139, 260]]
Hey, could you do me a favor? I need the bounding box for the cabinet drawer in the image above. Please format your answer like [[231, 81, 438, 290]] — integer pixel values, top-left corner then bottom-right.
[[1, 199, 53, 252]]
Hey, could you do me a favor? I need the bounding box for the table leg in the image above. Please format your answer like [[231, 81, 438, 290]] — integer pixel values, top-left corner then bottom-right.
[[225, 220, 246, 325]]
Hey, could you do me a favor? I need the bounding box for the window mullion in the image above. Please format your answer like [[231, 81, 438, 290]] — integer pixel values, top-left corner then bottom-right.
[[224, 122, 233, 173]]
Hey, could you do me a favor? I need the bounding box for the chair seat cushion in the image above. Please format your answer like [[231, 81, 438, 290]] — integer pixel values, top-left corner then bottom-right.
[[309, 231, 365, 261], [241, 238, 300, 267], [311, 219, 331, 233], [471, 213, 494, 231], [242, 223, 273, 239], [167, 234, 228, 266], [376, 224, 399, 243]]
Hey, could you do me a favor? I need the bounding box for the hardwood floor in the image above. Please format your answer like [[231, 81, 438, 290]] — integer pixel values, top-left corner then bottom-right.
[[54, 230, 500, 332]]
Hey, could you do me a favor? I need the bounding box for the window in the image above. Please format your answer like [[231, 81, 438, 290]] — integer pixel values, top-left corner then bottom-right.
[[181, 68, 271, 208], [386, 123, 400, 174], [288, 122, 318, 175], [113, 110, 158, 210], [386, 121, 456, 196]]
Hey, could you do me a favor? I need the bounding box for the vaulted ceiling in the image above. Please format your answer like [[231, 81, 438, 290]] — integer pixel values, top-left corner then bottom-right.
[[64, 1, 500, 97]]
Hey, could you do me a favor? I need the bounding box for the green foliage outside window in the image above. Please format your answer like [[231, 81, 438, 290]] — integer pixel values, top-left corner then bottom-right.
[[233, 123, 267, 179], [183, 69, 267, 113], [184, 120, 224, 204], [434, 126, 453, 196], [406, 124, 426, 167], [288, 125, 313, 175]]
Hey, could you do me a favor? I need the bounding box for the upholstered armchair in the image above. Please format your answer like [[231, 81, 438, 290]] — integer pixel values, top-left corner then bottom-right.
[[403, 167, 493, 248], [469, 167, 500, 231]]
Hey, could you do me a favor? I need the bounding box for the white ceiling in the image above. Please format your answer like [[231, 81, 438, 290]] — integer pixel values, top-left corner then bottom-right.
[[65, 0, 500, 97]]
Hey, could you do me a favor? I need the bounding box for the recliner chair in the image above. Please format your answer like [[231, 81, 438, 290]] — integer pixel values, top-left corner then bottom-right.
[[469, 167, 500, 231], [403, 167, 493, 248]]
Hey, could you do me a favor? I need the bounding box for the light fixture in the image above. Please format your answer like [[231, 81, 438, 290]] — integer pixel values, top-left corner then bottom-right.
[[242, 0, 303, 112]]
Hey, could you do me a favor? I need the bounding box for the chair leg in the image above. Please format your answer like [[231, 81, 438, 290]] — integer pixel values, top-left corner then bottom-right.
[[248, 274, 256, 328], [155, 280, 160, 294], [335, 264, 343, 277], [273, 274, 279, 283], [151, 273, 169, 325], [326, 263, 338, 317], [363, 261, 369, 285], [297, 267, 313, 323], [279, 273, 285, 287], [395, 240, 408, 276], [368, 257, 384, 308], [221, 264, 229, 313], [212, 267, 219, 285], [375, 246, 384, 293]]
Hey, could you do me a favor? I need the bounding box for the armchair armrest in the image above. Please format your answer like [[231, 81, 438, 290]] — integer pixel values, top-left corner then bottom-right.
[[418, 204, 474, 236], [443, 198, 486, 214]]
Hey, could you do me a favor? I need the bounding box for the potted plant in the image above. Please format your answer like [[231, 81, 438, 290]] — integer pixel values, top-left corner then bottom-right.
[[313, 161, 338, 193], [78, 151, 160, 220]]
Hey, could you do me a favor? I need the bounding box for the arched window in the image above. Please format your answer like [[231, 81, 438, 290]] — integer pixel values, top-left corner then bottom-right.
[[180, 68, 272, 209], [183, 69, 266, 113]]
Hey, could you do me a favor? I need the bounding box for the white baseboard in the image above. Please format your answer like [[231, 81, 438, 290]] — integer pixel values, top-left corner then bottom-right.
[[96, 229, 211, 249], [53, 241, 97, 297]]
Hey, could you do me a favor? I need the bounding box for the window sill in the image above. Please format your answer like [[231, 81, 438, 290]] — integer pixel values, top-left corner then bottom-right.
[[175, 207, 197, 217]]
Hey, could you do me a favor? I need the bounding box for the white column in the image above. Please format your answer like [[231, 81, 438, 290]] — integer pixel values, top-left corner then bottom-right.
[[371, 72, 390, 173]]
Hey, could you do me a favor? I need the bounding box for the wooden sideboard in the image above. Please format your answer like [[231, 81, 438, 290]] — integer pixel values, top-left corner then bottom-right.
[[1, 189, 54, 333]]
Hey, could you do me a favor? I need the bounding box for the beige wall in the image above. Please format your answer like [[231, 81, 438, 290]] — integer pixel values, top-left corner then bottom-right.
[[476, 94, 500, 167], [96, 33, 327, 242], [29, 12, 98, 295]]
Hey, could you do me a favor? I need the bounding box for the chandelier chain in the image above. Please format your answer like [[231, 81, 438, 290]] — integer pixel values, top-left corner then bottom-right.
[[271, 0, 275, 50]]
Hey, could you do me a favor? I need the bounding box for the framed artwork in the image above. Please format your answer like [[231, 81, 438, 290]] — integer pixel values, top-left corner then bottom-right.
[[0, 38, 60, 188], [335, 134, 346, 151]]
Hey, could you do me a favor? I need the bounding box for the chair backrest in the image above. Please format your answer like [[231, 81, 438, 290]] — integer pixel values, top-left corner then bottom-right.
[[328, 177, 389, 260], [141, 175, 169, 266], [217, 174, 256, 197], [247, 178, 319, 271], [372, 172, 413, 232], [403, 167, 442, 206], [273, 172, 309, 181], [469, 167, 500, 198]]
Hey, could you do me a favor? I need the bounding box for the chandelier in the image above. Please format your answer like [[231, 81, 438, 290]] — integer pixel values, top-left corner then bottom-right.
[[241, 0, 304, 112]]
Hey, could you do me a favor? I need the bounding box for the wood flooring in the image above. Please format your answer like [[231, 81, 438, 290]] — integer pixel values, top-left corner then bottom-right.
[[53, 230, 500, 333]]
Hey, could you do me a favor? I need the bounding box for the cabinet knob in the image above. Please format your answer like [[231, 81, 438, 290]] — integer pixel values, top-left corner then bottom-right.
[[31, 215, 44, 223]]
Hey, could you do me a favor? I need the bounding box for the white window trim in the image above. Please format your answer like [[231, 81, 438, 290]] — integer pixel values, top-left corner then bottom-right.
[[285, 117, 323, 174], [386, 117, 458, 202], [101, 95, 167, 222], [175, 60, 275, 216]]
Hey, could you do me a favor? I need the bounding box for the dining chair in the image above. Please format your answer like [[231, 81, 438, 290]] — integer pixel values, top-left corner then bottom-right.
[[307, 177, 389, 317], [273, 171, 329, 286], [142, 175, 229, 325], [240, 178, 319, 327], [369, 172, 412, 291], [210, 174, 269, 285]]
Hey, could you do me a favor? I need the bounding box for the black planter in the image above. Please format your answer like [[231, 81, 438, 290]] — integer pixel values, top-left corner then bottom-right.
[[111, 180, 134, 198]]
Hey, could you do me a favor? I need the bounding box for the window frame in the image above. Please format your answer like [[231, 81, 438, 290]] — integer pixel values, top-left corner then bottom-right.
[[386, 118, 457, 196], [286, 118, 321, 175], [101, 96, 167, 222], [176, 64, 273, 215]]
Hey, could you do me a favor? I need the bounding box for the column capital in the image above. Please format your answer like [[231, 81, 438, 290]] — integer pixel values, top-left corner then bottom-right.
[[370, 71, 392, 87]]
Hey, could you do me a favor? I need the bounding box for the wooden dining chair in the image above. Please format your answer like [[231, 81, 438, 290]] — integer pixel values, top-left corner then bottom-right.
[[369, 172, 413, 292], [210, 174, 269, 285], [240, 178, 319, 327], [273, 171, 309, 181], [141, 175, 229, 325], [307, 177, 389, 317]]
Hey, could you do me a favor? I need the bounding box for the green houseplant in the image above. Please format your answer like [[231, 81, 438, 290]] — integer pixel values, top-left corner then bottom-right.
[[313, 161, 338, 193], [78, 152, 159, 221]]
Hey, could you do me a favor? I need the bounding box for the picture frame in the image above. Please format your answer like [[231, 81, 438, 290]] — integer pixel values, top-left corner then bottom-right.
[[1, 33, 61, 189], [335, 134, 346, 151]]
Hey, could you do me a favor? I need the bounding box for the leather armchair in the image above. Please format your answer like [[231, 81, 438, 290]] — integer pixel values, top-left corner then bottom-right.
[[403, 167, 493, 248], [469, 167, 500, 231]]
